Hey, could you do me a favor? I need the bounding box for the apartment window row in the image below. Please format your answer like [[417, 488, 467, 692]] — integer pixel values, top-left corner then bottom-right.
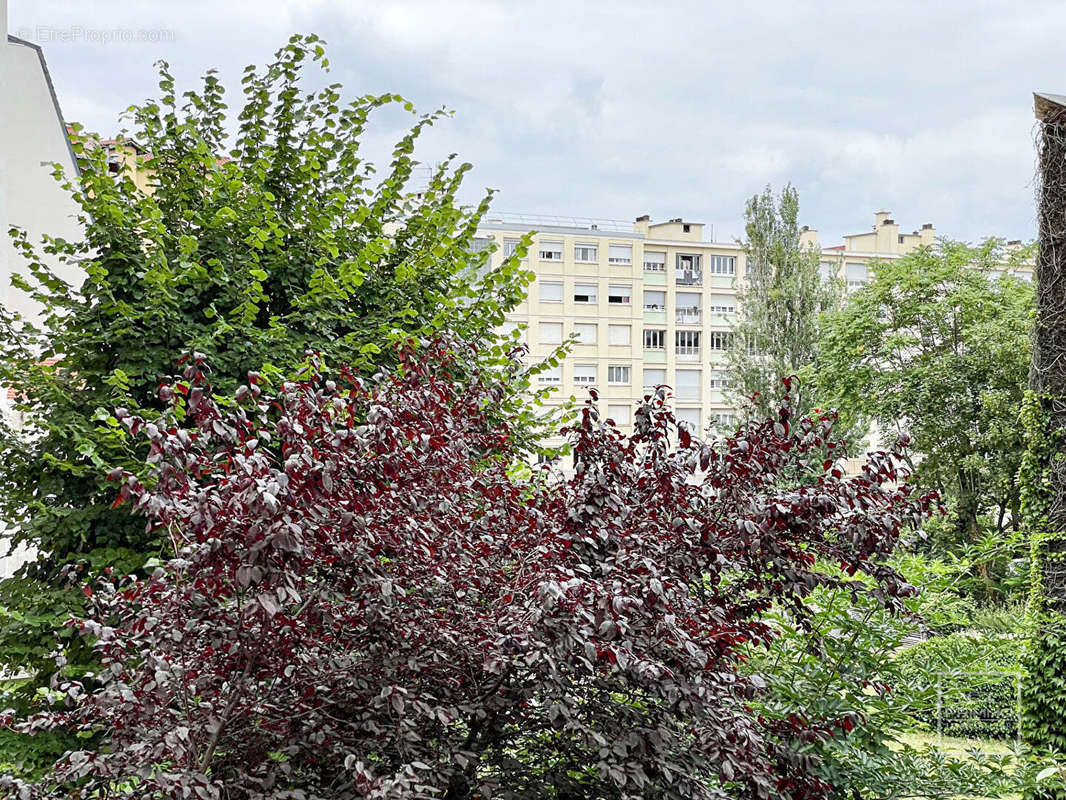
[[536, 322, 634, 345], [538, 322, 736, 353], [535, 241, 633, 264], [542, 364, 733, 395], [538, 279, 636, 305], [641, 290, 736, 315]]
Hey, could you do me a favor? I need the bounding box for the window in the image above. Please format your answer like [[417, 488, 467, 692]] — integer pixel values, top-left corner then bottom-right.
[[539, 365, 561, 384], [539, 322, 563, 344], [539, 281, 563, 303], [676, 407, 702, 432], [643, 251, 666, 271], [608, 284, 632, 304], [643, 329, 665, 350], [643, 368, 666, 389], [682, 223, 691, 233], [676, 330, 701, 357], [574, 323, 597, 344], [539, 240, 563, 261], [608, 365, 631, 385], [574, 282, 598, 304], [709, 332, 733, 351], [709, 370, 732, 389], [608, 324, 631, 346], [471, 237, 494, 254], [818, 261, 834, 282], [573, 364, 597, 386], [677, 254, 702, 285], [676, 369, 701, 401], [608, 244, 632, 264], [709, 293, 735, 314], [607, 404, 632, 426], [676, 291, 701, 325], [504, 238, 521, 258], [710, 255, 735, 275], [643, 289, 665, 311], [845, 262, 868, 289], [575, 243, 598, 263]]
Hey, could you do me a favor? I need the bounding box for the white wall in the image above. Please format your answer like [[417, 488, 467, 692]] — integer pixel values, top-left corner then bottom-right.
[[2, 31, 84, 327], [1, 9, 84, 578]]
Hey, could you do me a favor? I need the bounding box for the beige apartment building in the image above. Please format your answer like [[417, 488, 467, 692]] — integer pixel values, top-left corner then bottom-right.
[[478, 210, 1034, 449], [477, 214, 744, 446]]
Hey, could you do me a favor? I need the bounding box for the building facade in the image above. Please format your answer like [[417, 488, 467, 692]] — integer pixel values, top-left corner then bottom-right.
[[478, 210, 1034, 450], [477, 215, 745, 446]]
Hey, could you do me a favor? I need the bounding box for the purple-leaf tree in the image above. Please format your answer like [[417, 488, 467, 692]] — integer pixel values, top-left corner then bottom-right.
[[1, 340, 934, 800]]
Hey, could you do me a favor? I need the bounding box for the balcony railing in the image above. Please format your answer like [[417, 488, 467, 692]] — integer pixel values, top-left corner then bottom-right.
[[676, 307, 701, 325], [644, 261, 666, 272], [676, 270, 703, 286]]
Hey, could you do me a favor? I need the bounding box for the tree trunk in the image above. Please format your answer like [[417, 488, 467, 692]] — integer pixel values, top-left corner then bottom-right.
[[1021, 93, 1066, 794]]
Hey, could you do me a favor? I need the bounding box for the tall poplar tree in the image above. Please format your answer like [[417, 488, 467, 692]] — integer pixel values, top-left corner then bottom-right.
[[726, 184, 837, 420]]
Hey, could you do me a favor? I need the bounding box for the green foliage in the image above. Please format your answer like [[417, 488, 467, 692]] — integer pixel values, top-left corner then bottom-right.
[[747, 573, 1019, 798], [727, 183, 838, 421], [0, 34, 541, 770], [1016, 389, 1066, 792], [896, 632, 1024, 741], [815, 239, 1034, 553]]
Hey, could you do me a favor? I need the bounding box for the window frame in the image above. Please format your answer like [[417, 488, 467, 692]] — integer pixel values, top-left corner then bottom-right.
[[574, 242, 598, 263], [538, 240, 564, 261], [607, 365, 631, 385], [608, 244, 633, 265], [539, 280, 563, 303], [538, 322, 563, 345], [607, 283, 632, 305], [573, 282, 599, 304]]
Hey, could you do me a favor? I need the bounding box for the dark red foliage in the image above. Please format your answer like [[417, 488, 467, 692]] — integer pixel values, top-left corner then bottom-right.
[[2, 340, 934, 800]]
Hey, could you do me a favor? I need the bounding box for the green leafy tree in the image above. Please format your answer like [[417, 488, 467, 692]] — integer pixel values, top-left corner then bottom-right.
[[0, 34, 538, 771], [814, 239, 1033, 557], [726, 183, 837, 420]]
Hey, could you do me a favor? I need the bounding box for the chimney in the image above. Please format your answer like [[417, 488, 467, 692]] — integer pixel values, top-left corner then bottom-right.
[[635, 214, 650, 222], [874, 211, 892, 228], [882, 218, 895, 226]]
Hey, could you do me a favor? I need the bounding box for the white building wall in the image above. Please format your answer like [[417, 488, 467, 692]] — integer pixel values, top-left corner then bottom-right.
[[1, 6, 83, 578]]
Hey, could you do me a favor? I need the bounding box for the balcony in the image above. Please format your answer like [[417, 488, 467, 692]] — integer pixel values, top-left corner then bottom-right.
[[676, 270, 703, 287], [675, 348, 701, 362], [676, 307, 702, 325]]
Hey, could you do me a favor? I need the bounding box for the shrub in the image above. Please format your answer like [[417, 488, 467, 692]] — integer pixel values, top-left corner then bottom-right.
[[1, 346, 936, 800]]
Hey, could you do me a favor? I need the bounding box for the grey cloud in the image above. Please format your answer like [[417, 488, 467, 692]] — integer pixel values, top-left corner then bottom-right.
[[9, 0, 1053, 243]]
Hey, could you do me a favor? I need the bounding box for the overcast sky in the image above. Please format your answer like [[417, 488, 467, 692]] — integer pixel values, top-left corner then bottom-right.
[[8, 0, 1058, 245]]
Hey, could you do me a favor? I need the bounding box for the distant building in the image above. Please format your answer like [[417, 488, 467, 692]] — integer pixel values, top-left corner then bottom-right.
[[478, 210, 1033, 454]]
